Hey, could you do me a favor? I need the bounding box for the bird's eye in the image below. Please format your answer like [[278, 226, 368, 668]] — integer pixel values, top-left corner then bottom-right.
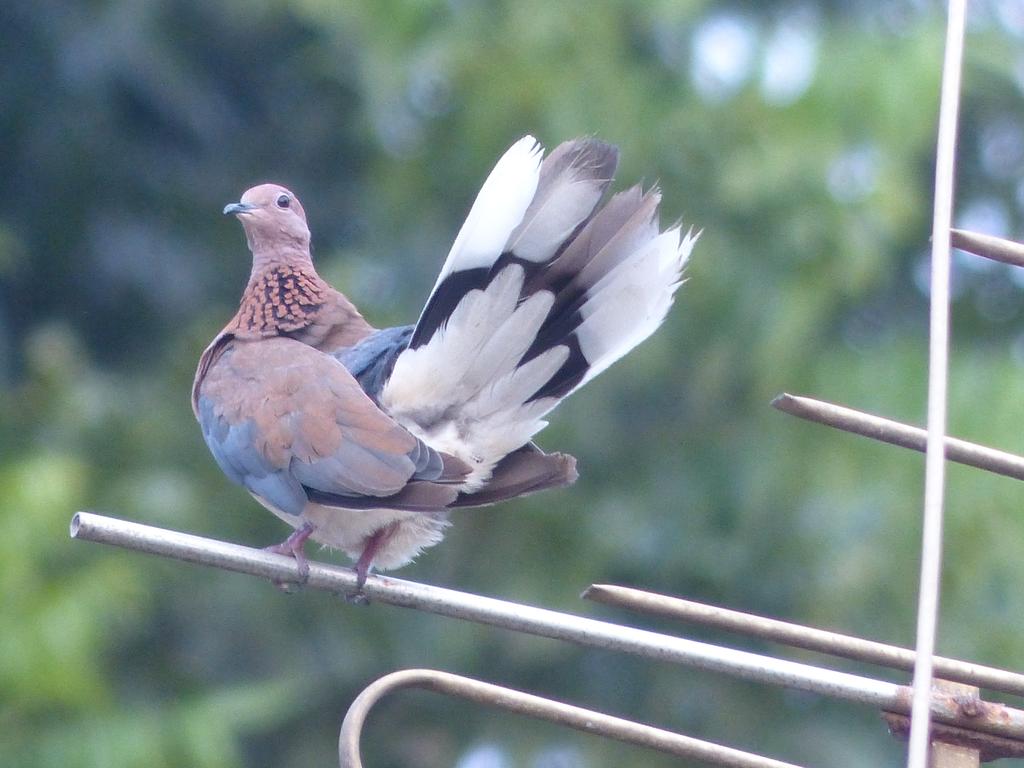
[[276, 194, 291, 209]]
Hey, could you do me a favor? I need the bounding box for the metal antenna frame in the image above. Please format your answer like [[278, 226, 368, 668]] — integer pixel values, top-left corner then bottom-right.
[[766, 195, 1024, 767], [71, 512, 1024, 765]]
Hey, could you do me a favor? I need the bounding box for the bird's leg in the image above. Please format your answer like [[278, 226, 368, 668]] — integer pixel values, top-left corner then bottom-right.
[[264, 522, 315, 590], [347, 522, 400, 605]]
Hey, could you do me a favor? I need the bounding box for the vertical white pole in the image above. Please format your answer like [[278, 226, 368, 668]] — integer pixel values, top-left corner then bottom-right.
[[906, 2, 967, 766]]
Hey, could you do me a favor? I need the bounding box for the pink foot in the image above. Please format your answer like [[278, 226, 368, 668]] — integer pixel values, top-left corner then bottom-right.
[[349, 522, 399, 603], [264, 522, 314, 589]]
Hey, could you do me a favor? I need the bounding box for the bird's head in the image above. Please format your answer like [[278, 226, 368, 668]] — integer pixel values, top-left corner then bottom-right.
[[224, 183, 311, 254]]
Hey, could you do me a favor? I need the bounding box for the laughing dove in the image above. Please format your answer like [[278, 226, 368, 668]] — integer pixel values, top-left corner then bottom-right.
[[193, 136, 698, 590]]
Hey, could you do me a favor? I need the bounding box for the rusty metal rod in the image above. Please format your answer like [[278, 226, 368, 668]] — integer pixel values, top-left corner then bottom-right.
[[771, 393, 1024, 481], [338, 669, 805, 768], [70, 512, 1024, 743], [582, 585, 1024, 697], [951, 229, 1024, 269]]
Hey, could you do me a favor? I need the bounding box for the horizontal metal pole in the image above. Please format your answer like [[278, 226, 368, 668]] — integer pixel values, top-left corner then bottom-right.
[[70, 512, 1024, 741], [339, 669, 805, 768], [772, 393, 1024, 481], [951, 229, 1024, 269], [583, 585, 1024, 697]]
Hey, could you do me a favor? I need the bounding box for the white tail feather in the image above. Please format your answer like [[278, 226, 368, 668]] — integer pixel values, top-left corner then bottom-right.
[[575, 229, 691, 387], [461, 290, 554, 391], [467, 346, 566, 421], [385, 265, 525, 419], [573, 190, 661, 290], [425, 136, 542, 296], [506, 170, 607, 262]]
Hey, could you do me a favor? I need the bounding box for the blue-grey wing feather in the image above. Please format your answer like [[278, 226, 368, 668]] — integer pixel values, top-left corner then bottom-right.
[[334, 325, 413, 401], [334, 325, 448, 480], [197, 395, 308, 515]]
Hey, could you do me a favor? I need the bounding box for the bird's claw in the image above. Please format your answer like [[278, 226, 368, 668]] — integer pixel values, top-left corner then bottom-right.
[[344, 521, 397, 604], [264, 523, 314, 591], [345, 562, 372, 605], [345, 589, 370, 606]]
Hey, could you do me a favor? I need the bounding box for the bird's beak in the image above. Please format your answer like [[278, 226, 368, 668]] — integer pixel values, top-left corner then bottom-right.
[[223, 202, 258, 216]]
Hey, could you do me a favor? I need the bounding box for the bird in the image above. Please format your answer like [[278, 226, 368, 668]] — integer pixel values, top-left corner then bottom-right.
[[193, 135, 698, 593]]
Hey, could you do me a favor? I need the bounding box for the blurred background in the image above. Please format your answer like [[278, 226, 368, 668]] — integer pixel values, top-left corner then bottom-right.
[[3, 1, 1024, 766]]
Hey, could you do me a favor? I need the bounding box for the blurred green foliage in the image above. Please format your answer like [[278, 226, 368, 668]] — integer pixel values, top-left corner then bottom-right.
[[3, 1, 1024, 766]]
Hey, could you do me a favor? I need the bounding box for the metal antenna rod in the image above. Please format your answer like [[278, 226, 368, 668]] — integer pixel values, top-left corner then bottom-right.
[[338, 669, 805, 768], [951, 229, 1024, 269], [771, 394, 1024, 482], [583, 585, 1024, 697], [908, 1, 967, 763]]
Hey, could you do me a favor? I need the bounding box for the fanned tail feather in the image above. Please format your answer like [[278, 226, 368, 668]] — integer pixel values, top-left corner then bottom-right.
[[380, 136, 697, 490]]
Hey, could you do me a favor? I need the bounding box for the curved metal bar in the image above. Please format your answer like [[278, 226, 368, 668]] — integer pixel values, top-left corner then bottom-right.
[[338, 668, 804, 768]]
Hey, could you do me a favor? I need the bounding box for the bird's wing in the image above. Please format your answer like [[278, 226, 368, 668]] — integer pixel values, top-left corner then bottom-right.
[[195, 337, 466, 514]]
